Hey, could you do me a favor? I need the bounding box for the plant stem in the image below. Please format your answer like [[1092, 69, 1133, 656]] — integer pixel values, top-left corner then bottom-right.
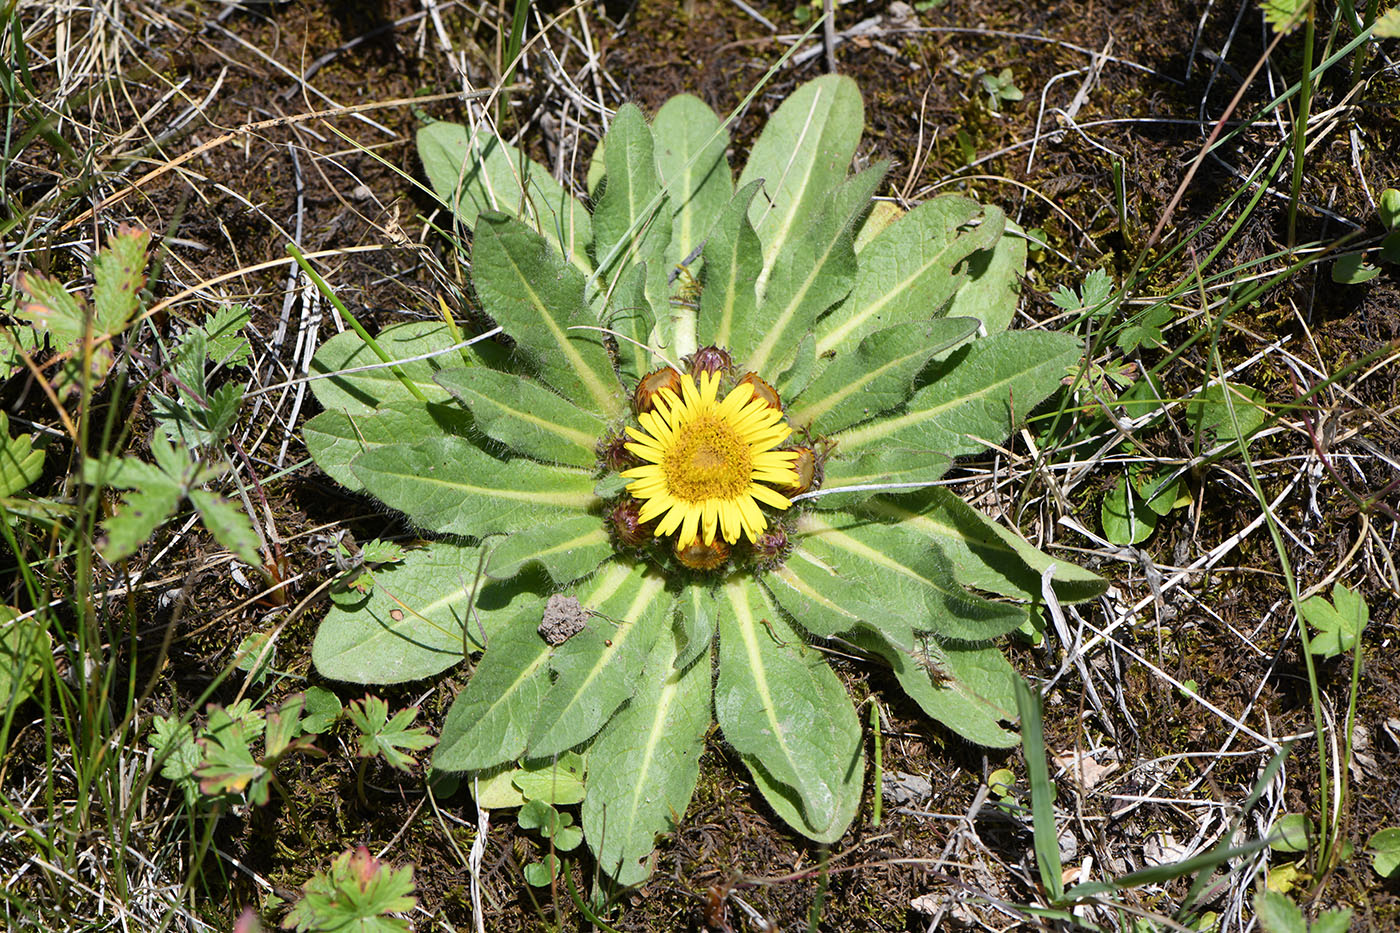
[[869, 700, 883, 827], [1288, 2, 1317, 249]]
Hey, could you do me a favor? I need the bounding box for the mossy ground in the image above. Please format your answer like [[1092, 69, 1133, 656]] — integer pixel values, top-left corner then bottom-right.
[[3, 0, 1398, 930]]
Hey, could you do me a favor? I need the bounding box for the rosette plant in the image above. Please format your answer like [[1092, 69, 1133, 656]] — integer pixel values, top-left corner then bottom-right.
[[305, 76, 1103, 886]]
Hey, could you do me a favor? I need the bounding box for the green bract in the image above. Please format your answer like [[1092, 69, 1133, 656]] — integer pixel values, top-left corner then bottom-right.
[[305, 76, 1104, 886]]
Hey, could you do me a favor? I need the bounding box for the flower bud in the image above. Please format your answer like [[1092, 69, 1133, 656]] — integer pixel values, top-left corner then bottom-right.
[[634, 366, 683, 414], [596, 429, 638, 472], [609, 498, 653, 549], [752, 525, 791, 568], [778, 447, 818, 497], [674, 536, 730, 571], [688, 345, 732, 379], [736, 372, 781, 411]]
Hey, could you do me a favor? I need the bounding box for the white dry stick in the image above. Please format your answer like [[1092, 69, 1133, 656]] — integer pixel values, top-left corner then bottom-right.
[[469, 785, 489, 933]]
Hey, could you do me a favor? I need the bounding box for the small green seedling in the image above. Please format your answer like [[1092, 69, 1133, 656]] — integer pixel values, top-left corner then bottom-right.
[[300, 686, 343, 734], [519, 798, 583, 887], [1268, 813, 1311, 854], [12, 224, 150, 397], [980, 67, 1024, 114], [234, 630, 277, 686], [333, 538, 406, 595], [1101, 465, 1184, 546], [1299, 584, 1368, 659], [82, 433, 261, 566], [0, 606, 49, 712], [151, 318, 248, 451], [0, 411, 45, 498], [1187, 380, 1268, 455], [282, 846, 416, 933], [346, 696, 437, 772], [1051, 268, 1116, 319]]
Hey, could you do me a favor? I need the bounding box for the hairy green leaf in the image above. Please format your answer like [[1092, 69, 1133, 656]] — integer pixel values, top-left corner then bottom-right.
[[100, 478, 183, 563], [715, 577, 862, 842], [313, 541, 531, 683], [284, 847, 415, 933], [653, 93, 732, 274], [697, 181, 764, 352], [309, 321, 466, 416], [856, 630, 1020, 746], [433, 619, 553, 772], [592, 104, 671, 296], [740, 163, 885, 376], [527, 563, 671, 757], [944, 222, 1027, 337], [435, 367, 602, 467], [738, 74, 864, 295], [417, 122, 591, 272], [604, 261, 659, 385], [815, 198, 1003, 354], [303, 401, 473, 493], [189, 489, 261, 566], [836, 330, 1082, 459], [790, 318, 978, 433], [863, 488, 1105, 603], [584, 634, 711, 886], [485, 515, 611, 586], [472, 213, 621, 415], [346, 696, 437, 771], [350, 435, 596, 538], [91, 224, 150, 334], [773, 509, 1027, 644]]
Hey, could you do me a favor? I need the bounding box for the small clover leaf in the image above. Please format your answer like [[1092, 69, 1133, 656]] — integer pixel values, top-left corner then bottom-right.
[[346, 696, 437, 771], [518, 799, 583, 852], [282, 846, 416, 933], [522, 854, 560, 888]]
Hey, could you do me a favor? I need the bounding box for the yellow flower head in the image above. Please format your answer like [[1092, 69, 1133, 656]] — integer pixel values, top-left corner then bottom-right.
[[622, 369, 800, 549]]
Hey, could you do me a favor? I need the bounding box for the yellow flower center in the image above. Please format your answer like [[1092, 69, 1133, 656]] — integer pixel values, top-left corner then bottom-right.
[[664, 415, 752, 502], [618, 368, 801, 551]]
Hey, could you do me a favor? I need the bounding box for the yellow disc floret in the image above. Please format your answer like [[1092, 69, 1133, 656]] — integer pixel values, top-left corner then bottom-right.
[[622, 369, 800, 549]]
